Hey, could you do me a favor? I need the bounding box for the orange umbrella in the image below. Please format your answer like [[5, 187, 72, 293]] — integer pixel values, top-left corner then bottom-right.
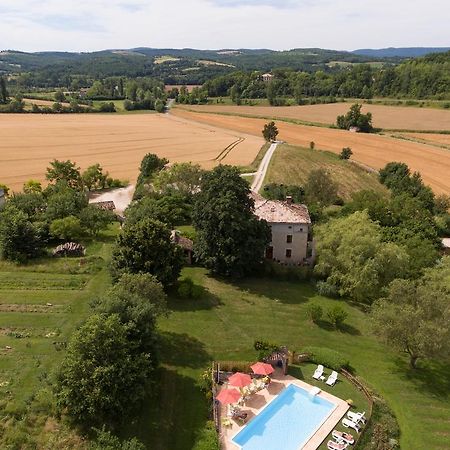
[[216, 388, 241, 404], [251, 362, 275, 376], [228, 372, 252, 388]]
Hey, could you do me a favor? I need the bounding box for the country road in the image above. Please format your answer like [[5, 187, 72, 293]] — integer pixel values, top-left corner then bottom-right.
[[250, 141, 279, 193]]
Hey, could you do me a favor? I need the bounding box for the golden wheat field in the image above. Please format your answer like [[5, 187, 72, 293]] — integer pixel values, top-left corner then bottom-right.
[[0, 113, 263, 192], [178, 103, 450, 131], [172, 109, 450, 194]]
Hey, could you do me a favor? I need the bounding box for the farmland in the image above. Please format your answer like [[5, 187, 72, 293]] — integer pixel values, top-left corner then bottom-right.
[[0, 113, 263, 192], [0, 234, 115, 448], [265, 144, 388, 200], [177, 103, 450, 131], [172, 109, 450, 194]]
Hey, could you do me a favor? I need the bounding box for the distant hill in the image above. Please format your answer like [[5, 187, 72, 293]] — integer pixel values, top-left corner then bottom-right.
[[353, 47, 450, 58], [0, 47, 393, 86]]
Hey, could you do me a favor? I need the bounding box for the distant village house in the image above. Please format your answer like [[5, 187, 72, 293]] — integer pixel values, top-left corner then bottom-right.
[[262, 73, 274, 83], [253, 194, 312, 265]]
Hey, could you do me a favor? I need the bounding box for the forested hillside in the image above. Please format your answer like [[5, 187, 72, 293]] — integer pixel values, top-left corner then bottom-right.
[[204, 51, 450, 100], [0, 47, 392, 88]]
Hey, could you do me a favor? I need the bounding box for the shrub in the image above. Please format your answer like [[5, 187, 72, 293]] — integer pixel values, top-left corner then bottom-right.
[[339, 147, 353, 160], [217, 361, 254, 373], [262, 261, 311, 281], [192, 421, 220, 450], [177, 277, 202, 299], [50, 216, 83, 240], [89, 428, 145, 450], [327, 305, 348, 328], [305, 303, 323, 323], [316, 280, 339, 297], [302, 346, 350, 371], [356, 398, 400, 450]]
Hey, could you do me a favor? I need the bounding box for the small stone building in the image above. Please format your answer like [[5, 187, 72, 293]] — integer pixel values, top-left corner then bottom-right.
[[171, 230, 194, 264], [253, 194, 312, 265], [0, 189, 5, 208]]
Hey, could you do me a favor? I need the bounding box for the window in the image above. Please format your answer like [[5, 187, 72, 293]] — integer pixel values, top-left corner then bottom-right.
[[286, 235, 293, 243], [285, 249, 292, 258], [299, 228, 303, 233]]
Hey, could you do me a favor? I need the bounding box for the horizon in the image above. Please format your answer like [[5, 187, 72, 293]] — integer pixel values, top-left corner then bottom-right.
[[2, 45, 450, 54], [1, 0, 449, 52]]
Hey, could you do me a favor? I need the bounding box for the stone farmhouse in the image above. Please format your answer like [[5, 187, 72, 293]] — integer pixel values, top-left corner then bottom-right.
[[253, 194, 312, 265], [0, 189, 5, 208]]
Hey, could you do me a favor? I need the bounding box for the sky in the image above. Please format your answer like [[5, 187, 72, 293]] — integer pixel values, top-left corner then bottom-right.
[[1, 0, 449, 52]]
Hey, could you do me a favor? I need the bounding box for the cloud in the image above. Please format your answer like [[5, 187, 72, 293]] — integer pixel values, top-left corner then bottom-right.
[[36, 14, 104, 32], [0, 0, 449, 52]]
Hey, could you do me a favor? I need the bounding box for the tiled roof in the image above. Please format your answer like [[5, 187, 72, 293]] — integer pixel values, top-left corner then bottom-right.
[[171, 230, 194, 251], [253, 195, 311, 224]]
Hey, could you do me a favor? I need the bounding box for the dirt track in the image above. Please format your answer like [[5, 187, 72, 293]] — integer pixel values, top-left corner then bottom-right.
[[172, 109, 450, 194], [178, 103, 450, 131], [0, 113, 263, 192]]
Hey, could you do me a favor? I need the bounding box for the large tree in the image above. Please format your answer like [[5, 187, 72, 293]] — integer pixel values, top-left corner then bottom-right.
[[94, 273, 167, 358], [56, 314, 153, 428], [314, 211, 409, 303], [110, 218, 183, 286], [46, 160, 82, 190], [262, 121, 279, 142], [0, 206, 44, 262], [193, 165, 271, 277], [372, 258, 450, 368], [125, 194, 192, 228], [153, 162, 204, 197], [336, 103, 373, 132]]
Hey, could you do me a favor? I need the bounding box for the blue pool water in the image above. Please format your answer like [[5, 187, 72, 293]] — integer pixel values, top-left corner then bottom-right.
[[232, 384, 335, 450]]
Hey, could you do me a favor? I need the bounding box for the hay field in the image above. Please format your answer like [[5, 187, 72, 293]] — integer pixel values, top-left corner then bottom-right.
[[172, 109, 450, 194], [177, 103, 450, 131], [266, 144, 388, 200], [0, 113, 263, 192], [400, 132, 450, 146]]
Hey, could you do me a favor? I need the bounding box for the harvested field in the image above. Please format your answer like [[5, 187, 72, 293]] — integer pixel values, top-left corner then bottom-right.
[[177, 103, 450, 131], [400, 132, 450, 147], [0, 113, 263, 192], [172, 109, 450, 194]]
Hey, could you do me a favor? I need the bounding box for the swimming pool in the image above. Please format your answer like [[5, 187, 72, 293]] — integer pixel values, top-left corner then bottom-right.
[[232, 383, 336, 450]]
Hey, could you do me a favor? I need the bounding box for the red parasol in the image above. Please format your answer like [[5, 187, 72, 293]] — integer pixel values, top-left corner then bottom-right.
[[228, 372, 252, 388], [250, 362, 275, 376], [216, 388, 241, 404]]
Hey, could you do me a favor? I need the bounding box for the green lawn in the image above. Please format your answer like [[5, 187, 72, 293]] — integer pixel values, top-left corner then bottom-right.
[[135, 267, 450, 450], [264, 144, 388, 200]]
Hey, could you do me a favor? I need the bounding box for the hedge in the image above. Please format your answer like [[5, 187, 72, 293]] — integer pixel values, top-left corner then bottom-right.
[[192, 421, 220, 450], [301, 346, 350, 371]]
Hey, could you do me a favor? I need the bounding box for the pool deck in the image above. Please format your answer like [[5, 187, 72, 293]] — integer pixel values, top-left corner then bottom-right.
[[220, 369, 350, 450]]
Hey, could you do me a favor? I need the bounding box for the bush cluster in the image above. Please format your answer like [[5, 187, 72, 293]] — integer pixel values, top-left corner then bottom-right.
[[302, 346, 350, 371]]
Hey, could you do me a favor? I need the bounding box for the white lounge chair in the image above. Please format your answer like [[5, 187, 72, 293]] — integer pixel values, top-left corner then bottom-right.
[[326, 371, 338, 386], [327, 440, 348, 450], [342, 417, 361, 433], [347, 411, 366, 424], [312, 364, 324, 380], [332, 430, 354, 445]]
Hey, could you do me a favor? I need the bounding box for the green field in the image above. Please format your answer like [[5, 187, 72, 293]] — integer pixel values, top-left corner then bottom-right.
[[264, 144, 387, 200], [1, 237, 449, 449], [126, 267, 450, 450]]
